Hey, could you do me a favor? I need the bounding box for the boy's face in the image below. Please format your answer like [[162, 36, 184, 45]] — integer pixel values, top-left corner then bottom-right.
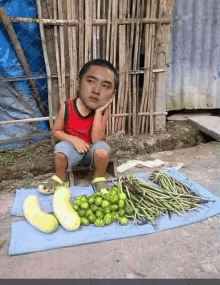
[[78, 65, 116, 111]]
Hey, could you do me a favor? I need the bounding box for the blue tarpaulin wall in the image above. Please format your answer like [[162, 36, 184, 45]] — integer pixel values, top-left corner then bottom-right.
[[0, 0, 49, 152]]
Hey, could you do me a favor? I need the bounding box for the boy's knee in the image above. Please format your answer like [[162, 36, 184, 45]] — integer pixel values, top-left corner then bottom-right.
[[94, 149, 109, 159], [55, 152, 68, 160]]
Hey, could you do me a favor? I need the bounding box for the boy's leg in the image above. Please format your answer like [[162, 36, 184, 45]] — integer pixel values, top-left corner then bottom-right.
[[54, 152, 68, 182], [38, 141, 85, 193], [82, 141, 111, 191], [93, 149, 110, 179]]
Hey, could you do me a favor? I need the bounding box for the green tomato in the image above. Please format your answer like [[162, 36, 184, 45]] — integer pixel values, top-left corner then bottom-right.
[[110, 186, 118, 192], [96, 210, 104, 219], [73, 199, 81, 206], [104, 207, 111, 214], [103, 193, 110, 201], [110, 204, 118, 212], [80, 202, 89, 210], [88, 214, 96, 223], [118, 199, 125, 209], [80, 217, 89, 226], [88, 196, 95, 204], [95, 191, 102, 197], [80, 196, 88, 203], [109, 195, 119, 204], [78, 209, 86, 217], [118, 209, 125, 217], [101, 200, 110, 208], [95, 197, 103, 206], [125, 206, 133, 216], [111, 212, 118, 221], [90, 204, 99, 212], [85, 209, 93, 218], [119, 216, 129, 226], [94, 218, 105, 227], [104, 213, 112, 225], [119, 193, 127, 200], [72, 204, 79, 211]]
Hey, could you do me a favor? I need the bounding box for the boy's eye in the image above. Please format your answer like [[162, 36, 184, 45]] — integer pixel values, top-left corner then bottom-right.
[[87, 79, 94, 83], [103, 84, 110, 89]]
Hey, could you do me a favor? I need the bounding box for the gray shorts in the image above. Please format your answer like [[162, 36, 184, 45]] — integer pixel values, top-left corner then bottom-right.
[[54, 140, 111, 172]]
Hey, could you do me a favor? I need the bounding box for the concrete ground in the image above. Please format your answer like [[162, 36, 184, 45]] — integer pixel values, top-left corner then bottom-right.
[[0, 141, 220, 278]]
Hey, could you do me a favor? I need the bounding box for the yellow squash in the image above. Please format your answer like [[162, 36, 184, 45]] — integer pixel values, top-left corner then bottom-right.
[[23, 195, 58, 233], [53, 187, 80, 231]]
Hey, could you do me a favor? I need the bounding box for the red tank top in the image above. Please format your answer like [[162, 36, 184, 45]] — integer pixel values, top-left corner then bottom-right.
[[63, 98, 95, 144]]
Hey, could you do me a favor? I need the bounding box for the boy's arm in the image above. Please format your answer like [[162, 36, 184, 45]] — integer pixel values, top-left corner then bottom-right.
[[91, 99, 112, 143], [52, 104, 90, 153]]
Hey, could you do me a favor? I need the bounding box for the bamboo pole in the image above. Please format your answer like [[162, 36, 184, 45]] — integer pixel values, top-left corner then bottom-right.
[[35, 0, 53, 140], [138, 0, 151, 132], [147, 0, 158, 135], [79, 0, 84, 68], [0, 117, 56, 125], [0, 111, 168, 126], [105, 0, 112, 134], [97, 0, 101, 58], [53, 0, 62, 105], [71, 0, 77, 98], [105, 0, 112, 61], [136, 0, 145, 115], [117, 0, 127, 132], [85, 0, 92, 62], [110, 0, 118, 133], [0, 8, 46, 117], [101, 0, 106, 59], [3, 16, 172, 25], [127, 0, 136, 135], [121, 0, 130, 133], [132, 0, 141, 135], [92, 0, 97, 59], [58, 0, 66, 104], [140, 0, 154, 133], [67, 0, 74, 99]]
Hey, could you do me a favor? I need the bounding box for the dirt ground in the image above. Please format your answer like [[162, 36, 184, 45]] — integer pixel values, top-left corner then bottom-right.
[[0, 121, 220, 278], [0, 121, 212, 192]]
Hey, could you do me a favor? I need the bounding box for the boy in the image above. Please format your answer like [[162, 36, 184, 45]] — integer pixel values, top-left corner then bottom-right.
[[38, 59, 119, 194]]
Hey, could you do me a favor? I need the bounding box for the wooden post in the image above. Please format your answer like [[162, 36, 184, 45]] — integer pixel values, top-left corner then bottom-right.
[[154, 0, 173, 132], [0, 8, 46, 117]]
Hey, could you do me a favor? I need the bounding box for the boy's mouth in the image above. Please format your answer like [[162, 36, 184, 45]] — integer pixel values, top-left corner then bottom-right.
[[89, 97, 99, 102]]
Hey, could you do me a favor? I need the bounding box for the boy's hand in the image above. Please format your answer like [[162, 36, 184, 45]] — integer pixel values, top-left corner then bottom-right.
[[70, 137, 90, 153], [95, 98, 113, 114]]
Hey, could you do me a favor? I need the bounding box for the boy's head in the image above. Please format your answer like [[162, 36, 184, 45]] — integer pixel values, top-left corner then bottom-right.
[[77, 59, 119, 111]]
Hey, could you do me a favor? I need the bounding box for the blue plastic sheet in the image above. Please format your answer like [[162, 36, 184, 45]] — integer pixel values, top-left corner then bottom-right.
[[0, 0, 49, 151], [8, 170, 220, 255]]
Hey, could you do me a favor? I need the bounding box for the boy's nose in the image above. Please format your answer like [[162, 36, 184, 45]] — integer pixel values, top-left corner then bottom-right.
[[92, 83, 101, 94]]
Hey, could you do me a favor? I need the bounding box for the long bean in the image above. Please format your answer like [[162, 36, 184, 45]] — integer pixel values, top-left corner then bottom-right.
[[113, 172, 212, 226]]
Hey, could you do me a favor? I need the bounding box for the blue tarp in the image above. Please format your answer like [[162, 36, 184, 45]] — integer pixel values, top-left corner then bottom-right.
[[8, 169, 220, 255], [0, 0, 49, 151]]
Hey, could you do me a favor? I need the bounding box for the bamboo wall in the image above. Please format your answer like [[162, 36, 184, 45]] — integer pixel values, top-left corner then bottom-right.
[[40, 0, 173, 135]]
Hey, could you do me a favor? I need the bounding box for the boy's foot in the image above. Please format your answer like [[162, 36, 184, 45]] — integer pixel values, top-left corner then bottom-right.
[[91, 177, 109, 193], [38, 174, 69, 195]]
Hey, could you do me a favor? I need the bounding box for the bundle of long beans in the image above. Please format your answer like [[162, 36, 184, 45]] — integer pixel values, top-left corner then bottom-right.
[[115, 172, 213, 226]]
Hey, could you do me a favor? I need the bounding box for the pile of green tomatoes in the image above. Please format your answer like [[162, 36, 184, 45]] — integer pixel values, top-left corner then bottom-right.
[[71, 186, 133, 227]]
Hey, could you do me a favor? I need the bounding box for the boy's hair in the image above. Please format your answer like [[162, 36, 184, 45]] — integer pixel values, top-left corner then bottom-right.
[[78, 59, 119, 91]]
